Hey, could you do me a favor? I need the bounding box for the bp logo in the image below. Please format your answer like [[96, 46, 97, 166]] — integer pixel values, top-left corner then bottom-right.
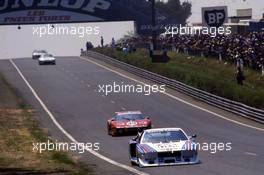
[[204, 9, 227, 27]]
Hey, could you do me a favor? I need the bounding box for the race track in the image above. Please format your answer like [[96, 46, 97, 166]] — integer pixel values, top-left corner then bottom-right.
[[1, 56, 263, 175]]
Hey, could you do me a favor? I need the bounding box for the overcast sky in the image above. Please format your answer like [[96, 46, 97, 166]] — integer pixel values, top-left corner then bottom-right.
[[0, 21, 134, 59]]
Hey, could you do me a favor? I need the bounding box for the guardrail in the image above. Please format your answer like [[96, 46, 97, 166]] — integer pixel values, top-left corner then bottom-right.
[[82, 51, 264, 124]]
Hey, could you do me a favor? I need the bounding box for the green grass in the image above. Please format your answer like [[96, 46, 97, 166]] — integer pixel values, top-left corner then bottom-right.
[[93, 47, 264, 109], [52, 152, 75, 165], [0, 73, 93, 175]]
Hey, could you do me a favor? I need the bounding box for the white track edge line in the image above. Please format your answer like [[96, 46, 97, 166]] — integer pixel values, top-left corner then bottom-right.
[[9, 59, 149, 175], [79, 56, 264, 132]]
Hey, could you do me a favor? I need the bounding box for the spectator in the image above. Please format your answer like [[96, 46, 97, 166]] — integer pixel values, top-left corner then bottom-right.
[[100, 36, 104, 47], [261, 63, 264, 76], [86, 42, 90, 51], [236, 67, 245, 86], [111, 37, 115, 48], [86, 41, 93, 50]]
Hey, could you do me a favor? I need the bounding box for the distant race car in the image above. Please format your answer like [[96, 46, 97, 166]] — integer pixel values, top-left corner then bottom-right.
[[32, 50, 47, 59], [107, 111, 151, 136], [38, 54, 56, 65], [129, 128, 199, 167]]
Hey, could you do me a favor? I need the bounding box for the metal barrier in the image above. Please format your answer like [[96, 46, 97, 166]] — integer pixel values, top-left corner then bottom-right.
[[82, 51, 264, 124]]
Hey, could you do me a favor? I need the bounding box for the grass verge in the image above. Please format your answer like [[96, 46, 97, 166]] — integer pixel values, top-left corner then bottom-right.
[[0, 73, 93, 175], [93, 47, 264, 109]]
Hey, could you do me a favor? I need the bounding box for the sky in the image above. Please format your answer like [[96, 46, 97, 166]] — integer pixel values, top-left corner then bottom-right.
[[0, 21, 134, 59], [0, 0, 263, 59]]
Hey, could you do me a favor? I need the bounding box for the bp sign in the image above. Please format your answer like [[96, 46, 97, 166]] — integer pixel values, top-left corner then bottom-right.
[[202, 6, 228, 27]]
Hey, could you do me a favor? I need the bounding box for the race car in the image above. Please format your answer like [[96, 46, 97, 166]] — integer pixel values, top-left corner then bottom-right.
[[32, 50, 47, 59], [107, 111, 151, 136], [129, 128, 199, 167], [38, 54, 56, 65]]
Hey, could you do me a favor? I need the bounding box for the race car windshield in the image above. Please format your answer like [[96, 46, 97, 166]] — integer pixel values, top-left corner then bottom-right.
[[43, 54, 52, 57], [38, 50, 47, 53], [115, 114, 145, 121], [141, 130, 188, 143]]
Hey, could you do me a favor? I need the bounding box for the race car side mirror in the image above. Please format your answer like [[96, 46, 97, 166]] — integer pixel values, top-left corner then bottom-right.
[[145, 116, 150, 119], [132, 137, 137, 141], [111, 118, 115, 121], [192, 134, 197, 138]]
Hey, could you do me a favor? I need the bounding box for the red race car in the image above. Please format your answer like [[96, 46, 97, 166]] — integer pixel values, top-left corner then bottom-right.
[[107, 111, 152, 136]]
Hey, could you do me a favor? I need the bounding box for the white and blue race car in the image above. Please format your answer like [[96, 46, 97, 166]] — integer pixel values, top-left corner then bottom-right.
[[32, 50, 47, 59], [38, 53, 56, 65], [129, 128, 199, 167]]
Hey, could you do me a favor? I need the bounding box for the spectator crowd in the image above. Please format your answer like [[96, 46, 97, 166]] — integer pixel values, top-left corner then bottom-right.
[[117, 31, 264, 76], [164, 32, 264, 72]]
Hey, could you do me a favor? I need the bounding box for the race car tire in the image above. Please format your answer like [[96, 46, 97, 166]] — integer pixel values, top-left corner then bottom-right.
[[109, 128, 117, 137], [131, 161, 138, 166], [107, 125, 111, 135], [138, 158, 144, 168]]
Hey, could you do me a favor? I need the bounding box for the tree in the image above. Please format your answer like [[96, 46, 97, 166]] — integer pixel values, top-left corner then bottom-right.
[[156, 0, 192, 25]]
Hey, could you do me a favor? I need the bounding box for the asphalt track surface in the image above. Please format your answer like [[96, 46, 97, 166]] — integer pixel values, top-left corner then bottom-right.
[[0, 56, 263, 175]]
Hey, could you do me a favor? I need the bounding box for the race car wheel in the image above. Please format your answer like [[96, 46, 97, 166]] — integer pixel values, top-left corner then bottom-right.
[[131, 160, 138, 166], [138, 158, 144, 168], [108, 127, 117, 136], [107, 125, 111, 135], [111, 129, 118, 136]]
